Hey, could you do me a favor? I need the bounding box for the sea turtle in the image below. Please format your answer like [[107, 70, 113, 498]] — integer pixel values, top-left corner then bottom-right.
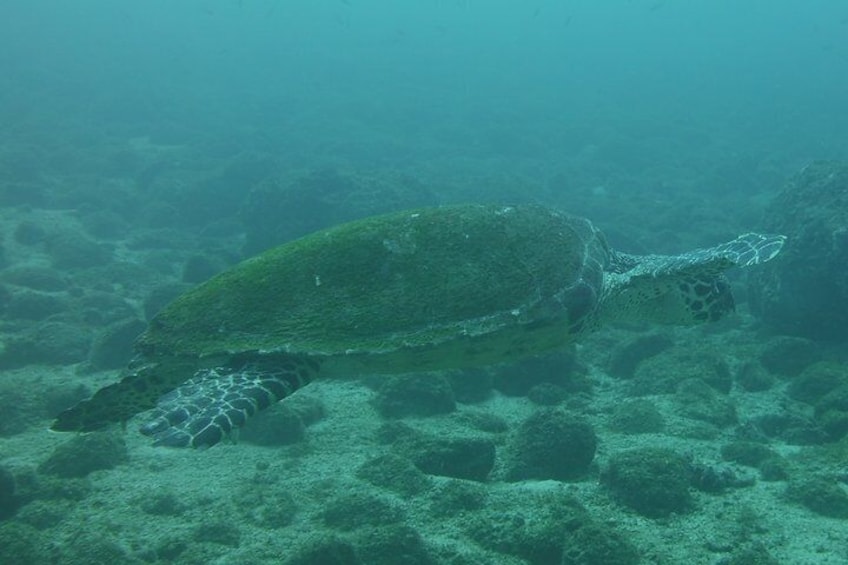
[[52, 204, 785, 448]]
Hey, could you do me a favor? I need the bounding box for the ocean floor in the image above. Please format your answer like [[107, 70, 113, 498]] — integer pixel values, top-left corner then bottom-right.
[[2, 314, 848, 564]]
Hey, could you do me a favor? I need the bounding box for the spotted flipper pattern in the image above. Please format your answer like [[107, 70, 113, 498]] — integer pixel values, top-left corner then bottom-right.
[[139, 356, 318, 448], [51, 359, 192, 433], [603, 232, 786, 326]]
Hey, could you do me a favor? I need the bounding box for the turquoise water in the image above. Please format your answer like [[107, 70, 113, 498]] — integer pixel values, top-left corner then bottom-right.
[[1, 1, 847, 563]]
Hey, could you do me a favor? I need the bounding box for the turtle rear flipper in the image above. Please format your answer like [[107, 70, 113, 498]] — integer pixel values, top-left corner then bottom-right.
[[140, 356, 316, 448], [51, 363, 181, 433]]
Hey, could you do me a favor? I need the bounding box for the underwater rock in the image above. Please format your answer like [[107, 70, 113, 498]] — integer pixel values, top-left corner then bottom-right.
[[0, 523, 49, 564], [750, 412, 828, 446], [15, 499, 68, 530], [734, 361, 775, 392], [688, 461, 755, 493], [526, 382, 570, 406], [445, 368, 493, 404], [814, 384, 848, 441], [0, 465, 15, 520], [238, 403, 306, 446], [320, 492, 405, 532], [87, 317, 147, 371], [79, 290, 137, 326], [353, 524, 435, 565], [401, 436, 495, 482], [356, 453, 431, 496], [5, 289, 68, 321], [13, 220, 47, 246], [175, 152, 277, 227], [0, 321, 92, 368], [630, 348, 731, 396], [465, 492, 586, 564], [724, 543, 781, 565], [674, 378, 737, 428], [608, 399, 665, 434], [242, 168, 438, 254], [720, 441, 779, 468], [0, 266, 68, 292], [749, 161, 848, 342], [235, 481, 298, 530], [142, 282, 192, 320], [182, 253, 226, 284], [505, 409, 596, 481], [491, 349, 585, 397], [283, 536, 362, 565], [758, 457, 791, 482], [452, 410, 509, 434], [60, 532, 140, 563], [601, 447, 693, 518], [427, 479, 487, 518], [758, 335, 821, 378], [561, 520, 641, 565], [0, 182, 46, 207], [38, 432, 129, 478], [137, 490, 187, 517], [46, 232, 113, 270], [126, 227, 194, 251], [608, 332, 674, 379], [785, 476, 848, 518], [787, 361, 848, 404], [284, 394, 326, 426], [0, 384, 36, 438], [373, 373, 455, 418], [192, 518, 241, 547], [79, 209, 127, 239], [0, 284, 10, 313]]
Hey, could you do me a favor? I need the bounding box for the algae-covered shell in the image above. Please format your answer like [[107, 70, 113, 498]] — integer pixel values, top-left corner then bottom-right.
[[138, 203, 608, 373]]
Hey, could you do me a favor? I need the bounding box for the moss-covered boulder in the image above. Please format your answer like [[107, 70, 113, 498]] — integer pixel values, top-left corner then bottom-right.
[[373, 373, 456, 418], [465, 492, 587, 564], [758, 336, 821, 377], [357, 454, 431, 495], [607, 332, 673, 379], [601, 447, 693, 518], [561, 520, 640, 565], [284, 536, 361, 565], [0, 321, 93, 368], [0, 465, 16, 520], [630, 348, 731, 396], [788, 361, 848, 404], [674, 378, 737, 428], [749, 161, 848, 342], [785, 476, 848, 518], [320, 492, 405, 532], [505, 409, 596, 481], [353, 524, 435, 565], [608, 399, 665, 434], [87, 317, 147, 371], [38, 432, 129, 478], [814, 384, 848, 440], [427, 480, 487, 518], [491, 349, 586, 397], [0, 522, 50, 564]]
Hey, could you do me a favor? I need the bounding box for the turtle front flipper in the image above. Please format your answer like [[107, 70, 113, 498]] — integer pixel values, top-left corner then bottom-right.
[[139, 356, 318, 448], [603, 232, 786, 326]]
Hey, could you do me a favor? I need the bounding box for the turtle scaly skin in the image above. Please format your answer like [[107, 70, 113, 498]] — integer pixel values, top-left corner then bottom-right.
[[52, 204, 785, 448]]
